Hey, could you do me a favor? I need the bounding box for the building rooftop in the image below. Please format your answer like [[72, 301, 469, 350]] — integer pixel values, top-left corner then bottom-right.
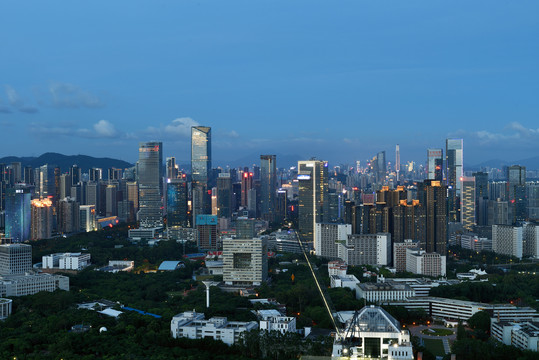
[[158, 261, 185, 271]]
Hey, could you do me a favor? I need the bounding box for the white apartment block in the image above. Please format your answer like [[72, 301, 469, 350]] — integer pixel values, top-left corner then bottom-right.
[[170, 311, 258, 345], [492, 225, 523, 259], [257, 309, 297, 334], [43, 253, 91, 270], [222, 237, 267, 286], [405, 248, 446, 277], [315, 223, 351, 258], [0, 244, 32, 276], [339, 233, 391, 266], [491, 318, 539, 352], [523, 223, 539, 258]]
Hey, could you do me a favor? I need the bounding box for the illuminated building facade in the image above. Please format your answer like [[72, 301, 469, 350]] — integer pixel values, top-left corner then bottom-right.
[[80, 205, 97, 232], [30, 198, 53, 240], [5, 184, 33, 243], [461, 176, 476, 231], [137, 141, 163, 228], [427, 148, 443, 181], [58, 197, 80, 234], [421, 180, 447, 255], [191, 126, 211, 223], [298, 160, 328, 243]]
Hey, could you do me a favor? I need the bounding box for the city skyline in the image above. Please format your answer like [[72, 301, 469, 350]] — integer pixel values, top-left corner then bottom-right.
[[1, 1, 538, 165]]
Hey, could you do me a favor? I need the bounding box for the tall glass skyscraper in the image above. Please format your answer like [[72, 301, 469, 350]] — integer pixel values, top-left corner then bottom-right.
[[427, 148, 443, 181], [260, 155, 277, 221], [137, 141, 163, 228], [446, 139, 463, 222], [298, 159, 328, 243], [5, 184, 33, 242], [166, 177, 189, 228], [191, 126, 211, 223]]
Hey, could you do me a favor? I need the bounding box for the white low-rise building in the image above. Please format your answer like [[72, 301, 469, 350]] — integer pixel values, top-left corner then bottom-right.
[[0, 273, 70, 296], [43, 252, 91, 270], [330, 274, 360, 292], [356, 282, 415, 303], [388, 297, 538, 322], [171, 311, 258, 345], [491, 318, 539, 352], [257, 309, 297, 334]]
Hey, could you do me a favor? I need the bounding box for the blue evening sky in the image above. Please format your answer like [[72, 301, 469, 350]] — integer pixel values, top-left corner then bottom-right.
[[1, 1, 538, 167]]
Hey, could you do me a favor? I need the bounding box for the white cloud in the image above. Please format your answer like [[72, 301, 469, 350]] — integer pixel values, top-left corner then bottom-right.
[[93, 120, 117, 137], [4, 85, 38, 113], [48, 82, 104, 108], [164, 117, 200, 137]]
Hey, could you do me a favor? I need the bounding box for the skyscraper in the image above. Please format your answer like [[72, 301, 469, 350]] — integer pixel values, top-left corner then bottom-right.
[[373, 151, 386, 185], [461, 177, 476, 231], [446, 139, 463, 222], [395, 145, 400, 185], [166, 157, 178, 179], [241, 169, 253, 208], [31, 198, 53, 240], [260, 155, 277, 221], [5, 184, 33, 243], [137, 141, 163, 228], [38, 164, 56, 200], [166, 177, 189, 228], [216, 173, 232, 219], [507, 165, 526, 224], [191, 126, 211, 223], [473, 171, 489, 226], [427, 148, 443, 181], [298, 159, 328, 243], [422, 180, 447, 255]]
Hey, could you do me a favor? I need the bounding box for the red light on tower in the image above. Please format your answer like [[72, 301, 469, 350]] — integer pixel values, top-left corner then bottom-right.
[[244, 173, 248, 178]]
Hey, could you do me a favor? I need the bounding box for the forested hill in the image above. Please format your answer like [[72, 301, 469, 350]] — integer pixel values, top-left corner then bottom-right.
[[0, 153, 133, 172]]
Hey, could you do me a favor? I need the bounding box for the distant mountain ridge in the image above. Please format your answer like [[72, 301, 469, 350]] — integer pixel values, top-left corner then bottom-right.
[[470, 156, 539, 171], [0, 153, 133, 172]]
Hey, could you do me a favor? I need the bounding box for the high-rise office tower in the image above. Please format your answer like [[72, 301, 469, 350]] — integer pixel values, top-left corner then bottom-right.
[[427, 149, 443, 181], [10, 162, 22, 184], [241, 169, 253, 208], [89, 168, 102, 182], [31, 198, 53, 240], [507, 165, 527, 224], [372, 151, 386, 185], [191, 126, 211, 224], [38, 164, 56, 200], [108, 168, 122, 181], [446, 139, 463, 222], [5, 184, 33, 242], [166, 177, 189, 228], [105, 183, 118, 217], [422, 180, 447, 255], [58, 197, 80, 233], [166, 157, 178, 179], [137, 141, 163, 228], [80, 205, 97, 232], [216, 173, 232, 219], [260, 155, 277, 221], [461, 177, 476, 231], [473, 172, 489, 226], [60, 173, 72, 200], [297, 159, 329, 243], [23, 166, 34, 186], [71, 165, 81, 186], [395, 145, 400, 184]]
